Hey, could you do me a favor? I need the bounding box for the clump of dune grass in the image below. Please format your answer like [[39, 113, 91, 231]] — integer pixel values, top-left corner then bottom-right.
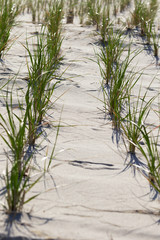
[[113, 0, 118, 17], [25, 0, 47, 23], [0, 85, 41, 213], [86, 0, 102, 31], [0, 75, 61, 212], [0, 0, 20, 58], [0, 88, 26, 176], [25, 87, 39, 146], [121, 86, 156, 154], [4, 152, 41, 213], [120, 0, 131, 13], [100, 6, 110, 44], [45, 0, 64, 67], [131, 0, 158, 42], [96, 25, 138, 129], [66, 0, 75, 23], [24, 30, 60, 146], [27, 0, 36, 23], [137, 125, 160, 193], [78, 0, 87, 24], [101, 49, 139, 129], [151, 29, 159, 58], [23, 0, 64, 146], [97, 27, 124, 85]]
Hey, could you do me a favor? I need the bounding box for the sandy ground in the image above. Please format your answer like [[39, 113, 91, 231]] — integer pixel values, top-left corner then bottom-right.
[[0, 11, 160, 240]]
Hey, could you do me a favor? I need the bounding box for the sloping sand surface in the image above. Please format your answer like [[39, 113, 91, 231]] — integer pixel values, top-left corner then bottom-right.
[[0, 13, 160, 240]]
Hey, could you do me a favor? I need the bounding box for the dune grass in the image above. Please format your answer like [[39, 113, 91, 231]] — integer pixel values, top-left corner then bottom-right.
[[24, 30, 60, 146], [0, 0, 159, 215], [100, 6, 110, 44], [66, 0, 75, 23], [120, 0, 131, 13], [86, 0, 102, 30], [0, 85, 42, 212], [78, 0, 87, 24], [0, 88, 27, 175], [97, 27, 124, 85], [0, 0, 20, 58], [0, 0, 65, 213], [137, 125, 160, 193], [101, 49, 139, 129], [25, 0, 47, 23], [45, 0, 64, 67], [121, 87, 156, 154], [131, 0, 158, 42], [151, 29, 159, 58]]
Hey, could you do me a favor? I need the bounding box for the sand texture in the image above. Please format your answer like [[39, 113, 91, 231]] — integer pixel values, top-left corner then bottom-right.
[[0, 9, 160, 240]]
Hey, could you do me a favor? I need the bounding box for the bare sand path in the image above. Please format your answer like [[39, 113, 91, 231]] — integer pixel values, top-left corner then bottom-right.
[[0, 15, 160, 240]]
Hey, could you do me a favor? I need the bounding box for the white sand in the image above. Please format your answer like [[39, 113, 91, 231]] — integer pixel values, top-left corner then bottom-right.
[[0, 11, 160, 240]]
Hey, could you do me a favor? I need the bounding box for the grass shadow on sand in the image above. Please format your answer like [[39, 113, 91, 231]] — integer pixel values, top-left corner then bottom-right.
[[121, 152, 159, 200], [3, 212, 55, 240]]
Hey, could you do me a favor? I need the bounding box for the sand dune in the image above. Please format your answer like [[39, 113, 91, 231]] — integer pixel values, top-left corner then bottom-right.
[[0, 8, 160, 240]]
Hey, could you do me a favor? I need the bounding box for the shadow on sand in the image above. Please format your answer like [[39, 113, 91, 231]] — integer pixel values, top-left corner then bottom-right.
[[120, 152, 159, 201], [2, 212, 56, 240]]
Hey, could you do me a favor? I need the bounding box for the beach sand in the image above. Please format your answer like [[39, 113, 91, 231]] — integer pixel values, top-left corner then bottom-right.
[[0, 8, 160, 240]]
